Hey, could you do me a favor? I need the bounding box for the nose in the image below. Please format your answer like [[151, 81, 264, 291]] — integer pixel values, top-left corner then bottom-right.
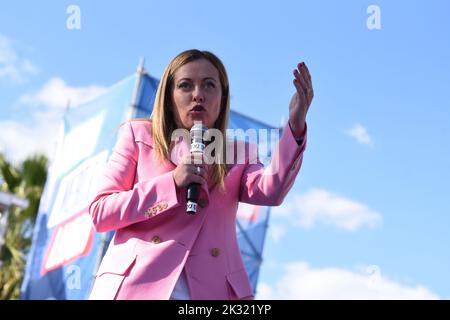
[[192, 86, 205, 103]]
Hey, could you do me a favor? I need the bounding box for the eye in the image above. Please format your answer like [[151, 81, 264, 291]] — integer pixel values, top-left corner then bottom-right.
[[204, 81, 216, 88], [177, 82, 192, 89]]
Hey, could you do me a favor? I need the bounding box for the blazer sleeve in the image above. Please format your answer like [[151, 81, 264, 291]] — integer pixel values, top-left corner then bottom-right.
[[238, 122, 307, 206], [89, 122, 180, 233]]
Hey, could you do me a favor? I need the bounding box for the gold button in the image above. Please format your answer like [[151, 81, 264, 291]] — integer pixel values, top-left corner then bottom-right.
[[151, 236, 161, 244], [145, 207, 156, 217], [211, 247, 220, 257]]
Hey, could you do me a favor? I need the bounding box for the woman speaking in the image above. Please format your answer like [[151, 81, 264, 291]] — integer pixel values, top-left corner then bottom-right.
[[88, 49, 314, 300]]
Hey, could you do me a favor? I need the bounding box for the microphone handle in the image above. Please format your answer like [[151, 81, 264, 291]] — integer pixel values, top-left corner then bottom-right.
[[186, 182, 201, 214]]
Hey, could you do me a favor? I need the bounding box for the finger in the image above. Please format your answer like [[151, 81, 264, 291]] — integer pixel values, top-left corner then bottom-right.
[[293, 71, 308, 97], [293, 68, 307, 88], [293, 80, 307, 100], [293, 79, 306, 98], [293, 72, 308, 97], [298, 62, 311, 80], [298, 63, 314, 101], [191, 165, 206, 179], [303, 68, 314, 101], [300, 62, 312, 81], [298, 63, 313, 98], [297, 63, 310, 87], [189, 173, 207, 186]]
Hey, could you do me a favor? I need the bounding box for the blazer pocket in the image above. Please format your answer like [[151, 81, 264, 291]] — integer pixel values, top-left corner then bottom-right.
[[226, 269, 254, 300], [90, 255, 136, 300]]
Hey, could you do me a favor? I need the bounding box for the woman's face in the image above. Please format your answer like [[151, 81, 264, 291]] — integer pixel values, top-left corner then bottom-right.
[[171, 59, 222, 129]]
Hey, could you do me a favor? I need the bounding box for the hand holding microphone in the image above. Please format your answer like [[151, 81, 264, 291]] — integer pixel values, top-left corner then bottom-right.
[[172, 154, 207, 189]]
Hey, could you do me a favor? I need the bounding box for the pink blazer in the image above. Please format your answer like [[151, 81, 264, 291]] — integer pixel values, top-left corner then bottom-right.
[[88, 119, 307, 300]]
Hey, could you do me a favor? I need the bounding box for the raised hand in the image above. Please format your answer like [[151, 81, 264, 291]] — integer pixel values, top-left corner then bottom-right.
[[289, 61, 314, 137]]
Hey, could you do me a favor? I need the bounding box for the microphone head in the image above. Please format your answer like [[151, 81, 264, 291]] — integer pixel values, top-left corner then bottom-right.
[[190, 123, 208, 153], [190, 123, 208, 142]]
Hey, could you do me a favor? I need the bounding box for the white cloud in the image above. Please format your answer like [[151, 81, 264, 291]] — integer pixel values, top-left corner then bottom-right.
[[256, 261, 440, 299], [268, 224, 287, 242], [346, 123, 373, 146], [1, 79, 107, 164], [273, 188, 382, 231], [21, 59, 39, 75], [19, 77, 107, 109], [0, 34, 39, 82], [0, 117, 59, 165]]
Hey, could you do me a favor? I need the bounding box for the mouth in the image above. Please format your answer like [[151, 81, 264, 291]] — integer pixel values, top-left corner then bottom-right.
[[189, 105, 206, 118], [190, 104, 206, 112]]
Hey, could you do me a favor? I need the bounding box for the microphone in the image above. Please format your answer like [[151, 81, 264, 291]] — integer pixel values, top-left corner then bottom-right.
[[186, 123, 208, 214]]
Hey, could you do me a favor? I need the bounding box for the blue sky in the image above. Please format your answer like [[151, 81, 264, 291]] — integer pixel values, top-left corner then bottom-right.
[[1, 0, 449, 299]]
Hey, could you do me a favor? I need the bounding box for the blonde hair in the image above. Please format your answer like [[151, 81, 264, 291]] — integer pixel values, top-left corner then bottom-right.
[[151, 49, 230, 191]]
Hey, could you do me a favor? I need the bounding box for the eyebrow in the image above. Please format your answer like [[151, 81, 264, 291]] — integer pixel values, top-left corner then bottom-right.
[[177, 77, 217, 83]]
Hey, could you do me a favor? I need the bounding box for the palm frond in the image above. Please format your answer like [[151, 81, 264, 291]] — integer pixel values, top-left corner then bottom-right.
[[0, 152, 48, 300]]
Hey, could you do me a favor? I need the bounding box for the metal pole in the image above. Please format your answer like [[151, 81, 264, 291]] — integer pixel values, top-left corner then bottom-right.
[[128, 57, 146, 119]]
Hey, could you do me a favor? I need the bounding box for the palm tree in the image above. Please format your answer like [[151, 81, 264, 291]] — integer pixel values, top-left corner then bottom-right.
[[0, 153, 48, 300]]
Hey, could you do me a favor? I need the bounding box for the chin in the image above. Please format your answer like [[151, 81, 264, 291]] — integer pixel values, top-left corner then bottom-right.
[[182, 115, 216, 129], [189, 118, 210, 128]]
